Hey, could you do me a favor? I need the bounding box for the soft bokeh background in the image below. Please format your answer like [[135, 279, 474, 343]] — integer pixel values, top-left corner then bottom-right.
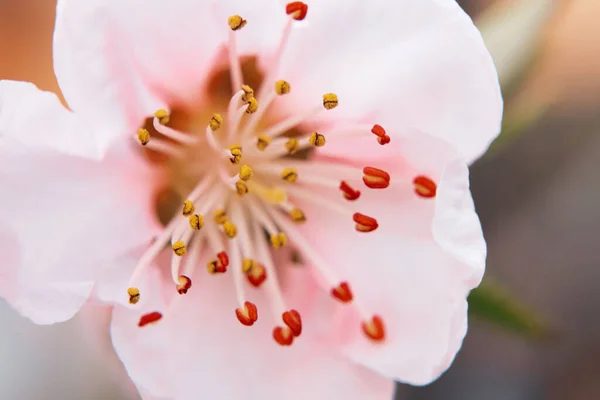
[[1, 0, 599, 399]]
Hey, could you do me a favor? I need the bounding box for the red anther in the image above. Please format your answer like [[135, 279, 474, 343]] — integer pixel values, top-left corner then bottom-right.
[[282, 310, 302, 337], [331, 282, 353, 303], [353, 213, 379, 233], [413, 175, 437, 198], [371, 124, 386, 138], [286, 2, 308, 20], [217, 251, 229, 268], [235, 301, 258, 326], [363, 167, 391, 189], [247, 263, 267, 287], [378, 135, 391, 145], [339, 181, 361, 201], [362, 315, 386, 342], [138, 311, 163, 328], [273, 326, 294, 346], [176, 275, 192, 295]]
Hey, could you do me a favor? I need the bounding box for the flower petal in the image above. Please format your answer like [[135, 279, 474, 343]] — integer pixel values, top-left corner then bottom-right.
[[111, 262, 395, 400], [0, 137, 160, 323], [0, 80, 101, 158], [53, 0, 228, 153], [290, 130, 485, 385], [235, 0, 502, 163]]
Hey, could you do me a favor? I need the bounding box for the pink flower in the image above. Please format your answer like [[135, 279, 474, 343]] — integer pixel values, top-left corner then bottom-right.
[[0, 0, 502, 398]]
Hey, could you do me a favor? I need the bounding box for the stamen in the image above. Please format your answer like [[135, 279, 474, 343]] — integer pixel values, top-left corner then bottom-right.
[[235, 301, 259, 326], [209, 113, 223, 131], [285, 138, 299, 154], [282, 309, 302, 337], [206, 251, 229, 274], [308, 132, 326, 147], [413, 176, 437, 198], [189, 214, 205, 230], [138, 312, 163, 327], [371, 124, 391, 145], [322, 93, 339, 110], [286, 2, 308, 20], [239, 165, 254, 181], [331, 282, 353, 303], [154, 109, 170, 125], [127, 287, 140, 305], [339, 181, 361, 201], [270, 232, 287, 248], [241, 84, 255, 102], [218, 251, 229, 270], [172, 241, 187, 256], [213, 209, 228, 225], [137, 128, 150, 145], [242, 258, 256, 273], [228, 15, 247, 31], [256, 134, 271, 151], [273, 326, 294, 346], [153, 117, 199, 145], [235, 180, 249, 196], [281, 168, 298, 183], [363, 167, 391, 189], [223, 221, 238, 238], [247, 181, 287, 205], [275, 80, 291, 95], [245, 97, 259, 114], [362, 315, 386, 342], [229, 144, 242, 164], [247, 263, 267, 287], [182, 200, 195, 216], [289, 208, 306, 223], [176, 275, 192, 295], [353, 213, 379, 233]]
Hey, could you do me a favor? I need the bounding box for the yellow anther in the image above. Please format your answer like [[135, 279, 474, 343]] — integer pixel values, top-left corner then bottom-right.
[[235, 180, 249, 196], [154, 109, 170, 125], [209, 113, 223, 131], [172, 241, 187, 256], [207, 259, 218, 274], [309, 132, 326, 147], [275, 80, 291, 95], [223, 221, 238, 238], [270, 232, 288, 249], [247, 182, 287, 205], [242, 258, 256, 273], [229, 144, 242, 164], [127, 287, 140, 305], [137, 128, 150, 146], [189, 214, 205, 230], [245, 97, 258, 114], [182, 200, 195, 216], [281, 168, 298, 183], [256, 134, 271, 151], [228, 15, 247, 31], [239, 165, 254, 181], [290, 208, 306, 223], [322, 93, 339, 110], [213, 209, 228, 225], [241, 85, 255, 102], [284, 138, 299, 155]]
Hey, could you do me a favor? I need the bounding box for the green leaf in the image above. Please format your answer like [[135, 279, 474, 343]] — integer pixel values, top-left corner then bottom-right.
[[468, 279, 550, 339]]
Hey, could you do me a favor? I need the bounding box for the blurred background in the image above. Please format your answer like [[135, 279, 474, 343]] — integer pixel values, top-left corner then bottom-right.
[[1, 0, 599, 399]]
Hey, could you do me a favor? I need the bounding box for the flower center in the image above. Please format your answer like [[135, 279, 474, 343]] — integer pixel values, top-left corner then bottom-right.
[[128, 2, 437, 346]]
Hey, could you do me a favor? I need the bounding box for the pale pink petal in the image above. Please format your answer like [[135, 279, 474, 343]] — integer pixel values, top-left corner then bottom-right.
[[0, 139, 161, 324], [291, 130, 484, 385], [0, 80, 101, 158], [231, 0, 502, 163], [53, 0, 229, 153], [111, 262, 395, 400]]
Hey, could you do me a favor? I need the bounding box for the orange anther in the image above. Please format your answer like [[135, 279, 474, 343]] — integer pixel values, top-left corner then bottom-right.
[[371, 124, 386, 138], [176, 275, 192, 295], [286, 2, 308, 20], [363, 167, 391, 189], [235, 301, 258, 326], [362, 315, 386, 342], [378, 135, 391, 145], [282, 310, 302, 337], [246, 263, 267, 287], [339, 181, 361, 201], [273, 326, 294, 346], [217, 251, 229, 270], [331, 282, 353, 303], [353, 213, 379, 233], [413, 175, 437, 198], [138, 311, 163, 328]]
